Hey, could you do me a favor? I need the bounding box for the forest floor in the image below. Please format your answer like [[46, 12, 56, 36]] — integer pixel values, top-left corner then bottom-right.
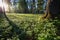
[[0, 13, 60, 40], [0, 13, 42, 27]]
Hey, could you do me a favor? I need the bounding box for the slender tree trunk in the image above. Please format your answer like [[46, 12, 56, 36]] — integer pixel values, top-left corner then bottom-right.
[[43, 0, 60, 19], [0, 0, 5, 18], [0, 7, 5, 18], [32, 0, 35, 13], [30, 0, 35, 13]]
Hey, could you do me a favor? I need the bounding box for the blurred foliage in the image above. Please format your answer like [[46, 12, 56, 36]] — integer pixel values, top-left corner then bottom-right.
[[37, 0, 44, 10], [6, 0, 45, 13], [0, 13, 60, 40]]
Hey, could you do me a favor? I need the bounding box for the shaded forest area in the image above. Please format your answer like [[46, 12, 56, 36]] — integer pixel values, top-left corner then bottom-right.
[[0, 0, 60, 40]]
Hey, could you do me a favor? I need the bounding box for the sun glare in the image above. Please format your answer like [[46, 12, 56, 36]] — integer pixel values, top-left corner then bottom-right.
[[0, 0, 3, 7], [0, 0, 8, 11]]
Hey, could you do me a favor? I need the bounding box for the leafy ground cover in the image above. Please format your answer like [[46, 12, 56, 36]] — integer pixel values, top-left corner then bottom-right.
[[0, 13, 60, 40]]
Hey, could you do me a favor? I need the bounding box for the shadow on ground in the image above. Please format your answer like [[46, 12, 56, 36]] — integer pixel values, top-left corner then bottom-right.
[[0, 13, 30, 40]]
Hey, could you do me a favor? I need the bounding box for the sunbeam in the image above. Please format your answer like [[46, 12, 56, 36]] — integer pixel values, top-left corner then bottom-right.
[[0, 0, 8, 11]]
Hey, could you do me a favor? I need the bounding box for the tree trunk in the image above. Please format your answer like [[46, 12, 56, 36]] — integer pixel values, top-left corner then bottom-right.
[[0, 7, 4, 18], [43, 0, 60, 36], [43, 0, 60, 19]]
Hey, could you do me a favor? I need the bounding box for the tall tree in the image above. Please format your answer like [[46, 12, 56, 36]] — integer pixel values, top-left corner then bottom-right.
[[18, 0, 28, 13], [37, 0, 44, 13], [43, 0, 60, 19], [13, 0, 17, 12], [0, 7, 4, 18], [32, 0, 36, 13]]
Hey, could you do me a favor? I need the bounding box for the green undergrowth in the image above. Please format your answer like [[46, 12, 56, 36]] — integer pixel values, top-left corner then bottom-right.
[[0, 14, 60, 40]]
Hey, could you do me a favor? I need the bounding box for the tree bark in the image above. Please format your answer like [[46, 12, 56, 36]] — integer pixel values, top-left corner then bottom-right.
[[44, 0, 60, 36], [43, 0, 60, 19]]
